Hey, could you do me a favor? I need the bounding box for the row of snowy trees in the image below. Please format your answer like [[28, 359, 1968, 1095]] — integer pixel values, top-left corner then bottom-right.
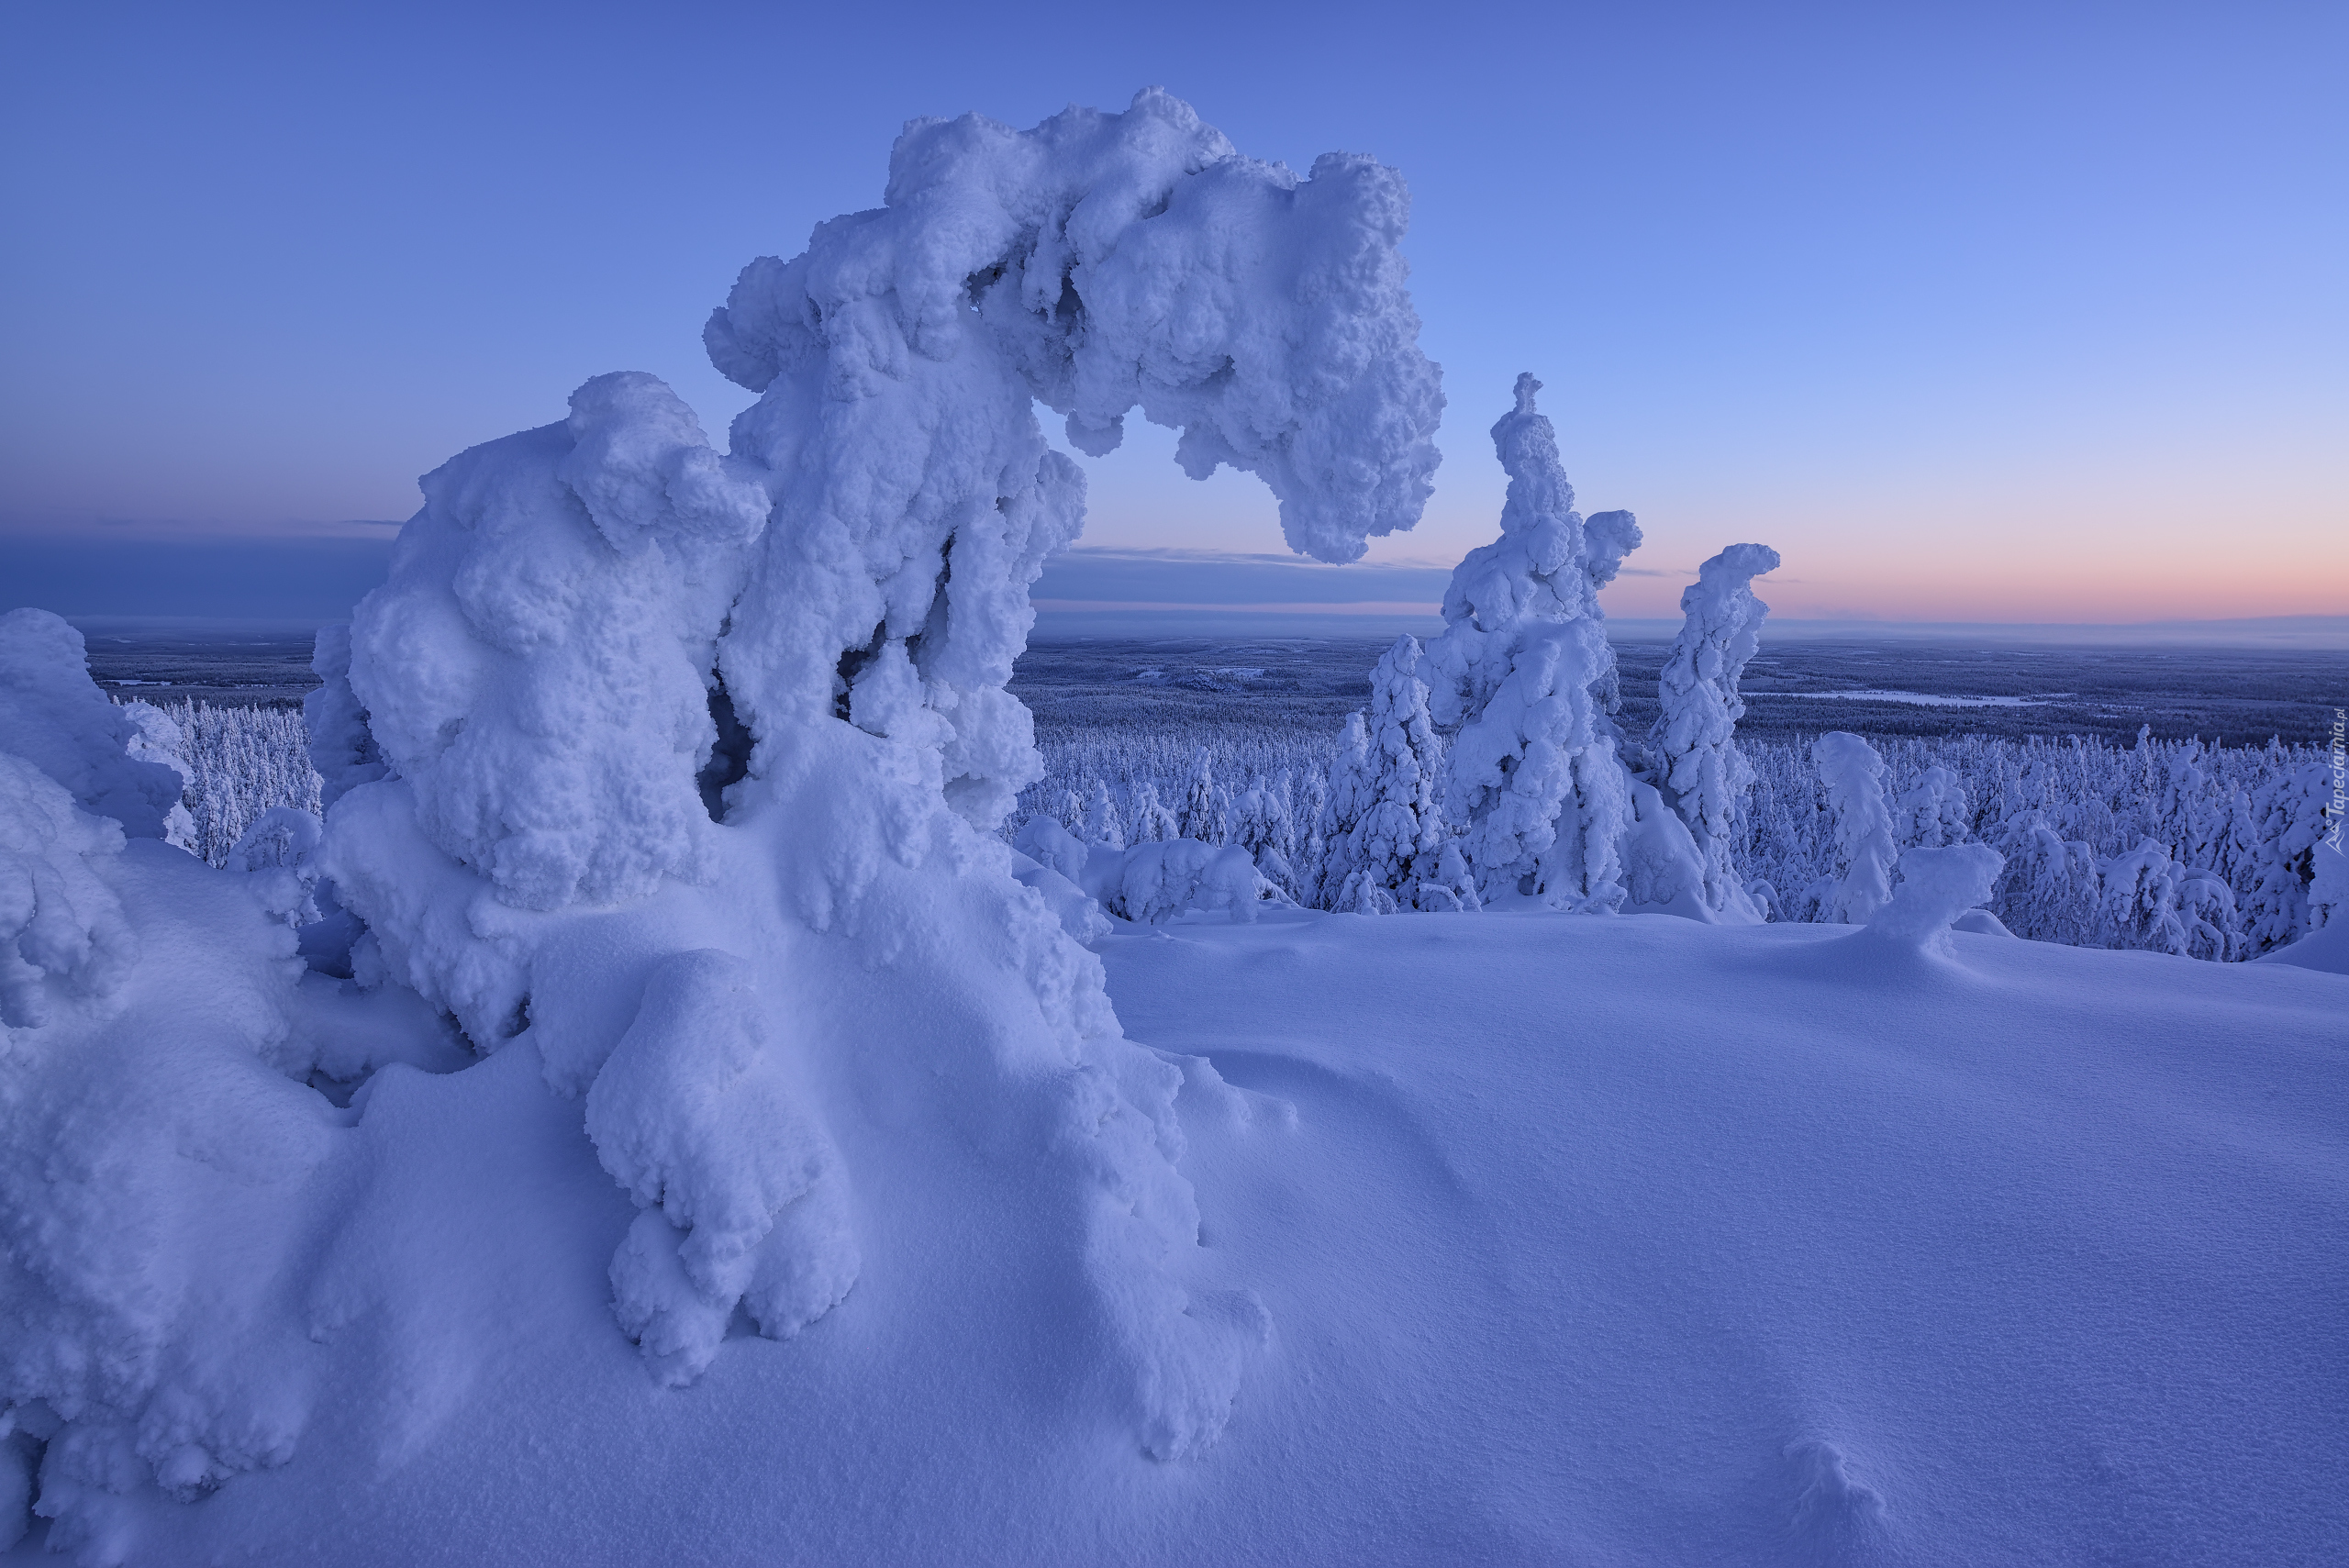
[[1008, 369, 2342, 957], [1014, 724, 2342, 960], [106, 698, 323, 866], [119, 671, 2341, 963]]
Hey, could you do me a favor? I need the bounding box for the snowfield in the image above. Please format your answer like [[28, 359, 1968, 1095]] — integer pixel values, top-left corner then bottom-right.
[[8, 905, 2341, 1566]]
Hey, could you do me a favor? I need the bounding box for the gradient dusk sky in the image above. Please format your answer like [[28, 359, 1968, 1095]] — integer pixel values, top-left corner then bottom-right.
[[3, 2, 2342, 627]]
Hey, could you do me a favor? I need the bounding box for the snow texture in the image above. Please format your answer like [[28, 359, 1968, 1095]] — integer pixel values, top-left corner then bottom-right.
[[0, 612, 184, 842], [1652, 542, 1779, 920]]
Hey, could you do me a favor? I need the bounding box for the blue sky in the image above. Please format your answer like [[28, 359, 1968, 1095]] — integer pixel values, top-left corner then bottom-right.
[[3, 1, 2342, 628]]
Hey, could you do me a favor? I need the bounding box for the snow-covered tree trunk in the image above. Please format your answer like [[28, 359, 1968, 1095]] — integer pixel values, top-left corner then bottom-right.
[[1650, 541, 1779, 919]]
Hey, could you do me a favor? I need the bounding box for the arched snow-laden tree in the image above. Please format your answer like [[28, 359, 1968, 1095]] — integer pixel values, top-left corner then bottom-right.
[[316, 91, 1443, 1459], [1419, 374, 1708, 913], [1810, 731, 1898, 924], [1650, 541, 1779, 919], [2101, 839, 2239, 961]]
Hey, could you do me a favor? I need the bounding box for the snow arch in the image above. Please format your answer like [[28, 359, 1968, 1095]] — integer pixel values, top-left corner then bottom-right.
[[317, 90, 1443, 1454]]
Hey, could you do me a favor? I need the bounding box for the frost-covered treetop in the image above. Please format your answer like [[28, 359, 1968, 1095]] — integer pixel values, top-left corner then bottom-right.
[[337, 88, 1446, 916], [1437, 373, 1627, 639], [707, 86, 1445, 565]]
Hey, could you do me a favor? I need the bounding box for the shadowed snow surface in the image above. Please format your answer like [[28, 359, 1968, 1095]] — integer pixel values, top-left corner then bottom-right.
[[17, 909, 2338, 1567]]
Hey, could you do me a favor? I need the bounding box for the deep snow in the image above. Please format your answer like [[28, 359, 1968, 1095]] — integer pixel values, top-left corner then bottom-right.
[[7, 905, 2340, 1565]]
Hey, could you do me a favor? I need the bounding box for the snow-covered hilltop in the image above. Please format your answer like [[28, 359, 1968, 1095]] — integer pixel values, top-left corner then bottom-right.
[[3, 90, 2345, 1568]]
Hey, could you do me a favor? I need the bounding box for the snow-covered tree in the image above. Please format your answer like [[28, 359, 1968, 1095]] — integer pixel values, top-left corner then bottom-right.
[[289, 89, 1441, 1460], [1178, 750, 1223, 842], [1319, 636, 1473, 913], [2101, 839, 2238, 961], [1419, 375, 1648, 909], [1130, 778, 1179, 844], [1079, 776, 1124, 849], [1650, 541, 1779, 918], [1990, 807, 2099, 945], [2242, 756, 2333, 952], [1810, 731, 1898, 924], [1894, 766, 1969, 850], [1230, 773, 1301, 899], [1314, 710, 1376, 906]]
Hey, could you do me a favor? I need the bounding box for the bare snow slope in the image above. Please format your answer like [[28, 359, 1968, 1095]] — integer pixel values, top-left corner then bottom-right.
[[34, 911, 2340, 1567]]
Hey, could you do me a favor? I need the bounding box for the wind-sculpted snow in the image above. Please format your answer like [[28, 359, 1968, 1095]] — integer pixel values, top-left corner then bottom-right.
[[0, 612, 185, 843], [1862, 842, 2005, 951], [0, 755, 136, 1030], [585, 951, 856, 1385], [311, 87, 1440, 1462]]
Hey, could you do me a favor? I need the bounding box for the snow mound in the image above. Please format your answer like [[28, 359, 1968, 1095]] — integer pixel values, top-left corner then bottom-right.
[[1864, 843, 2005, 952], [586, 951, 857, 1385], [1783, 1438, 1888, 1561], [0, 611, 184, 842], [1088, 840, 1272, 926], [0, 754, 136, 1029]]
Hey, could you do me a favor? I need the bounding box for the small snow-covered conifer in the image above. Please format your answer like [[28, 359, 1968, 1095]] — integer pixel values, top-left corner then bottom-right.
[[1895, 766, 1970, 850], [1130, 779, 1179, 844], [1810, 732, 1898, 924], [1314, 711, 1376, 906], [1651, 541, 1779, 917], [1080, 777, 1125, 850], [1179, 751, 1220, 841], [1320, 636, 1467, 913]]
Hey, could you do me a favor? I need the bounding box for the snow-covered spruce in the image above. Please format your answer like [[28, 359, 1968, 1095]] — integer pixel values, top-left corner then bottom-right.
[[1809, 731, 1898, 924], [1650, 542, 1779, 920], [1419, 374, 1709, 914], [318, 88, 1441, 1460], [1319, 636, 1473, 914]]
